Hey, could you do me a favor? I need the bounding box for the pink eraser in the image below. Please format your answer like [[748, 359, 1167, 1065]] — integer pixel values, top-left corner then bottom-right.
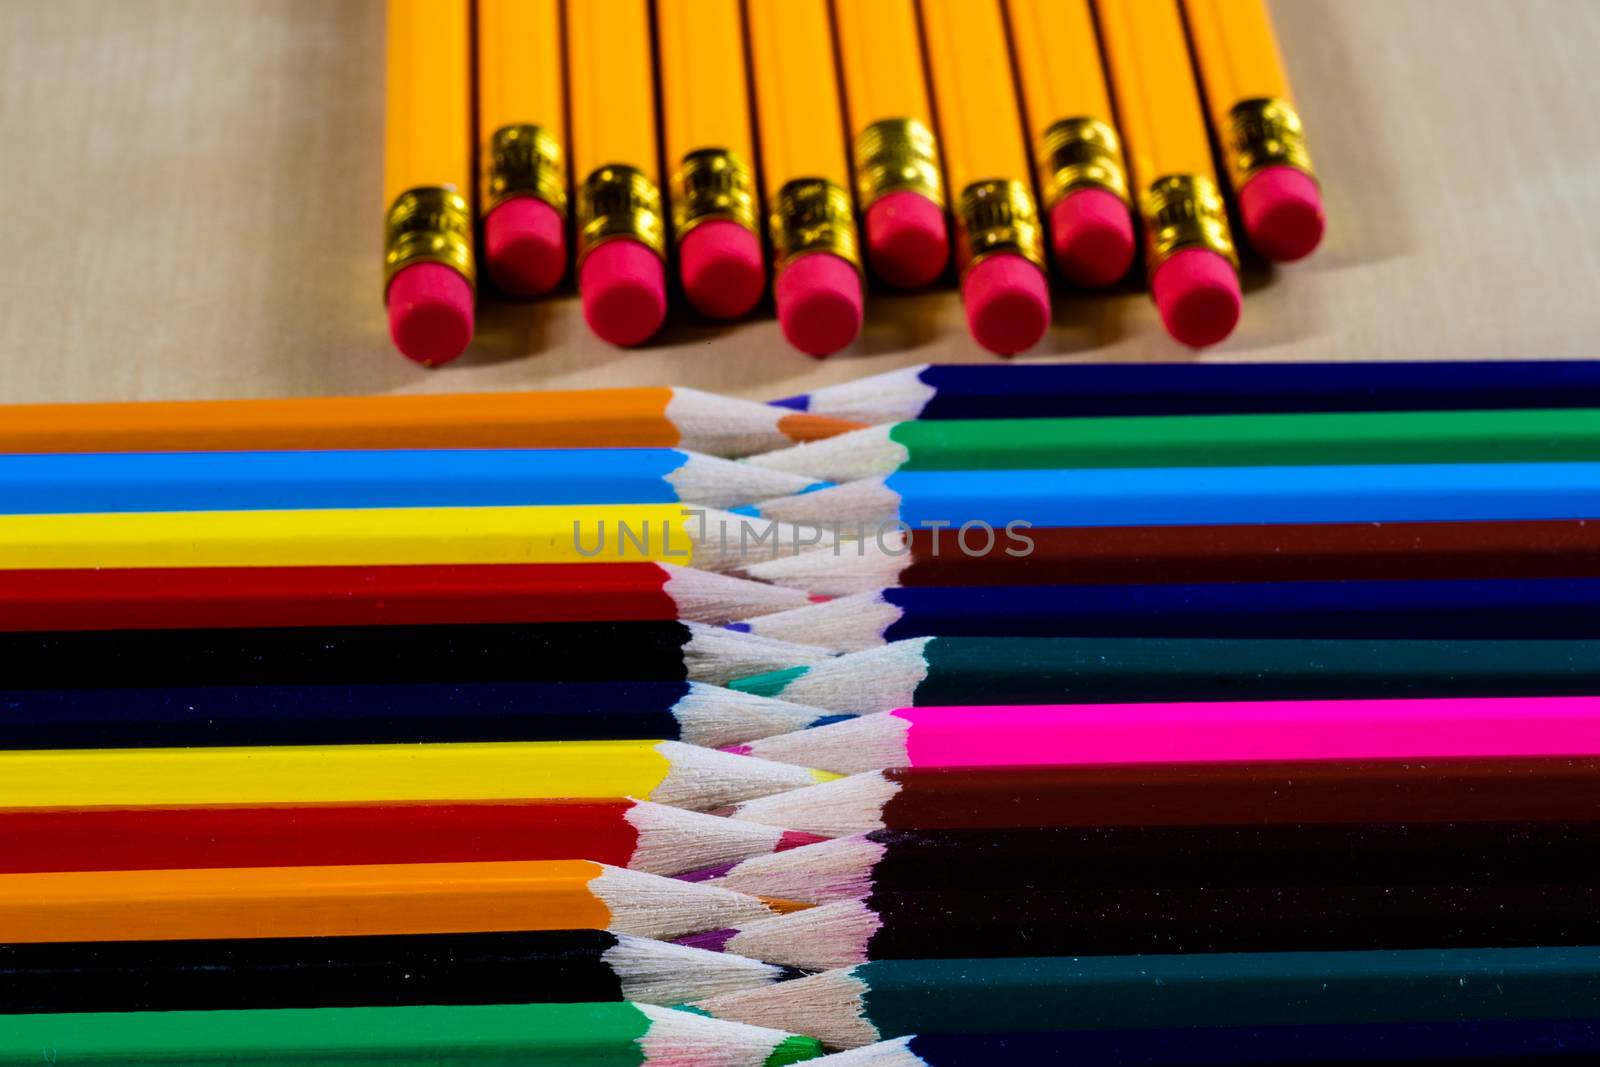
[[864, 190, 950, 290], [960, 252, 1050, 356], [1150, 246, 1242, 348], [484, 196, 567, 297], [1050, 186, 1136, 289], [1238, 165, 1325, 262], [679, 220, 765, 320], [580, 238, 667, 347], [775, 253, 863, 357], [386, 262, 474, 366]]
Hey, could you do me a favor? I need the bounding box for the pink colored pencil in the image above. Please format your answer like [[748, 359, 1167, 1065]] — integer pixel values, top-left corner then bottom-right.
[[732, 695, 1600, 775]]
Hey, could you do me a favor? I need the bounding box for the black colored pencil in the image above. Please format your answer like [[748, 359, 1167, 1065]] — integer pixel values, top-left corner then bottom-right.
[[0, 930, 797, 1013]]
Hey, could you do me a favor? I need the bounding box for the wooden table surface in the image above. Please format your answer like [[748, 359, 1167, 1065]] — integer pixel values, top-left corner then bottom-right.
[[2, 0, 1597, 404]]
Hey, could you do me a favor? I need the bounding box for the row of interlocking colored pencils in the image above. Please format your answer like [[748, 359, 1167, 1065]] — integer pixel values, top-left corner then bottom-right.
[[8, 363, 1600, 1063], [384, 0, 1324, 362]]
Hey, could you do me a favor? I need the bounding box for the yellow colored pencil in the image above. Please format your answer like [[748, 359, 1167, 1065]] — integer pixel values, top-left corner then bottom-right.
[[0, 740, 835, 812], [0, 505, 824, 572]]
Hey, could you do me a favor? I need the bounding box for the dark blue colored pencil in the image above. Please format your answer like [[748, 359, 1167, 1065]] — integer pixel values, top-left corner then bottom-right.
[[851, 1021, 1600, 1066], [735, 578, 1600, 651], [771, 361, 1600, 422], [0, 680, 831, 749]]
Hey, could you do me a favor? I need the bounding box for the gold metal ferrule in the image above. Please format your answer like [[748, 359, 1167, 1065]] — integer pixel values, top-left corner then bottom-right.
[[575, 164, 667, 265], [484, 124, 567, 217], [383, 186, 475, 290], [1140, 173, 1239, 274], [1223, 97, 1315, 191], [670, 148, 758, 239], [1035, 116, 1130, 209], [769, 178, 861, 273], [853, 117, 944, 211], [953, 179, 1047, 276]]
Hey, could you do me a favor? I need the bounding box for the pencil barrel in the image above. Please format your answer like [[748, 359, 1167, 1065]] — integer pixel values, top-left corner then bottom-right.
[[575, 164, 667, 266], [853, 118, 945, 212], [670, 148, 759, 240], [1035, 116, 1130, 208], [769, 178, 861, 275], [382, 186, 475, 290], [483, 124, 568, 217], [953, 180, 1047, 276], [1140, 173, 1238, 274], [1224, 96, 1317, 189]]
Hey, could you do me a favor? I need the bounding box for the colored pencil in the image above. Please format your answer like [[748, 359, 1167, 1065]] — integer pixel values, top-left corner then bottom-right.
[[0, 798, 823, 877], [801, 1024, 1600, 1066], [1100, 0, 1242, 346], [920, 0, 1050, 354], [1, 930, 800, 1013], [0, 1002, 823, 1066], [745, 519, 1600, 597], [747, 0, 865, 356], [749, 462, 1600, 528], [0, 680, 838, 754], [734, 578, 1600, 651], [0, 504, 832, 572], [477, 0, 568, 296], [0, 740, 832, 811], [1006, 0, 1135, 287], [737, 695, 1600, 775], [1184, 0, 1325, 261], [0, 860, 795, 944], [730, 757, 1600, 838], [0, 620, 830, 689], [678, 883, 1600, 968], [0, 385, 858, 457], [569, 0, 668, 346], [746, 408, 1600, 482], [0, 448, 820, 513], [728, 636, 1600, 715], [832, 0, 949, 290], [693, 948, 1600, 1050], [0, 563, 811, 632], [383, 0, 475, 364], [768, 361, 1600, 422], [696, 823, 1600, 904], [658, 0, 765, 318]]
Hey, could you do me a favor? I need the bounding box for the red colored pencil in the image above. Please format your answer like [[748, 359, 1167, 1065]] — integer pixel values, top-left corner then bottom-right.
[[0, 563, 810, 632], [0, 799, 822, 877]]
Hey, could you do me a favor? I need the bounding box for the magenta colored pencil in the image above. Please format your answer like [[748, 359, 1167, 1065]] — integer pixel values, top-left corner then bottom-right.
[[734, 695, 1600, 775]]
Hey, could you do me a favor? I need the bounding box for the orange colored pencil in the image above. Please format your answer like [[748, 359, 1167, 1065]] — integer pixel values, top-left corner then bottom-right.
[[745, 0, 864, 357], [0, 860, 794, 944], [1005, 0, 1136, 288], [920, 0, 1050, 355], [1096, 0, 1242, 348], [1183, 0, 1325, 261], [477, 0, 568, 297], [0, 388, 862, 457], [568, 0, 668, 346], [832, 0, 949, 290], [382, 0, 475, 366], [658, 0, 765, 320]]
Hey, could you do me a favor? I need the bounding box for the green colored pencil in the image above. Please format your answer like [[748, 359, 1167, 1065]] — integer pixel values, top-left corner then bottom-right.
[[728, 635, 1600, 714], [0, 1001, 822, 1065], [690, 948, 1600, 1050], [744, 408, 1600, 482]]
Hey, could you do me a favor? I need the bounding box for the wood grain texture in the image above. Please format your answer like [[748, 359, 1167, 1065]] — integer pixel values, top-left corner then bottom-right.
[[1, 0, 1597, 403]]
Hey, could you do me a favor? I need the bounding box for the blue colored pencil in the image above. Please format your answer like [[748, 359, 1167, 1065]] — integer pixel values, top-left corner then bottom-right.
[[0, 448, 818, 513], [750, 462, 1600, 529], [770, 361, 1600, 422], [0, 679, 837, 750], [733, 577, 1600, 651]]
